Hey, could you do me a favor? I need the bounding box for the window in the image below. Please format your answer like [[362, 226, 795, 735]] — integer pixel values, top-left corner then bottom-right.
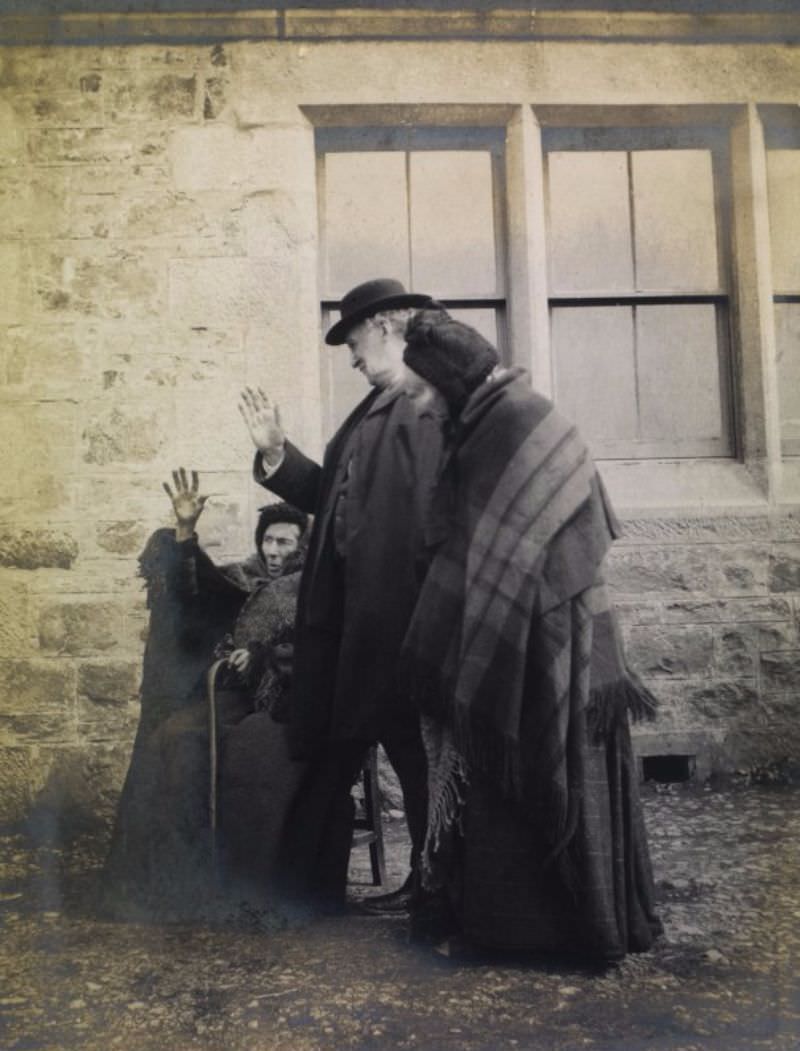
[[764, 112, 800, 457], [542, 125, 735, 460], [316, 125, 507, 430]]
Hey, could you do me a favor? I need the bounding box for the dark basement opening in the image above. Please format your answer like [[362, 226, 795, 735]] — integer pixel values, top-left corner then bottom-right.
[[642, 754, 695, 784]]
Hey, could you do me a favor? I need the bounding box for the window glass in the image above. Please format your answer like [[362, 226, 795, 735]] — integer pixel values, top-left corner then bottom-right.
[[318, 126, 507, 430], [544, 126, 733, 459]]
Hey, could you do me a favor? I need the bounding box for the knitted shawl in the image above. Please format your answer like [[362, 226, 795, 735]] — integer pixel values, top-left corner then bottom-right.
[[403, 369, 656, 868]]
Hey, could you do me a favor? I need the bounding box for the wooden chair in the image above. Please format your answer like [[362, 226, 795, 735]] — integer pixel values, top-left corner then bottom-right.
[[208, 661, 386, 888], [351, 745, 387, 886]]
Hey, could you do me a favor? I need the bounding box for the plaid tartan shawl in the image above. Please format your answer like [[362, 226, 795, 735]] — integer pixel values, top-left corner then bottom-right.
[[404, 369, 656, 861]]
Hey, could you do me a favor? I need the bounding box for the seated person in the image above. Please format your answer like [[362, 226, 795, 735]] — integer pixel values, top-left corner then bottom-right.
[[103, 469, 308, 922]]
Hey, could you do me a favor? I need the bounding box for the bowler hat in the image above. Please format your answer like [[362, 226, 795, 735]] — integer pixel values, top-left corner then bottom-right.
[[325, 278, 432, 345]]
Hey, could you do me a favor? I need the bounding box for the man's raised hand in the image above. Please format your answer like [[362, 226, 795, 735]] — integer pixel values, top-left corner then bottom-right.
[[239, 387, 285, 467], [163, 467, 208, 541]]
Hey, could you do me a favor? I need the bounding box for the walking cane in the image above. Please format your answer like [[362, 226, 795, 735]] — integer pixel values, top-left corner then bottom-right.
[[207, 658, 227, 890]]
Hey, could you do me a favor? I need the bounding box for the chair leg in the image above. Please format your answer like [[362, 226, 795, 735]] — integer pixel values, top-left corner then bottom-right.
[[362, 745, 387, 887]]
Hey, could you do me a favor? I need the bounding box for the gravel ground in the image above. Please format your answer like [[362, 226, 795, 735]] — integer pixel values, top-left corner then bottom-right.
[[1, 781, 799, 1051]]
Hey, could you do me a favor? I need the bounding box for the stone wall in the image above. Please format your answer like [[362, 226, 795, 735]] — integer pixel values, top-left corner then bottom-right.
[[611, 514, 800, 779], [1, 31, 799, 832]]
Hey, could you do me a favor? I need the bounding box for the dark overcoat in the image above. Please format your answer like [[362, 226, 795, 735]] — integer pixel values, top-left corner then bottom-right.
[[256, 384, 441, 757]]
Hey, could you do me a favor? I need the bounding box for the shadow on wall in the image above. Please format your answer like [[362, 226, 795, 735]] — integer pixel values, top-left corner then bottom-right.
[[2, 745, 130, 846]]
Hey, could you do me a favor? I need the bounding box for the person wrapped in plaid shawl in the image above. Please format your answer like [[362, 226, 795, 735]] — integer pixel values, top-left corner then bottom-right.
[[400, 310, 662, 961]]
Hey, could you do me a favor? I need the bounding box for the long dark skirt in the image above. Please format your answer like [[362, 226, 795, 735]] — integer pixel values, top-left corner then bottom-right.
[[103, 690, 251, 921], [218, 709, 308, 907], [451, 720, 661, 960]]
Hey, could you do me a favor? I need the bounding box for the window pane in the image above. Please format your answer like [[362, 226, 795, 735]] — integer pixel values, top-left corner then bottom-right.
[[632, 150, 720, 292], [547, 151, 633, 294], [636, 304, 728, 450], [320, 310, 371, 433], [323, 152, 409, 295], [551, 306, 638, 443], [410, 151, 498, 297], [447, 307, 498, 349], [766, 150, 800, 292], [775, 302, 800, 451]]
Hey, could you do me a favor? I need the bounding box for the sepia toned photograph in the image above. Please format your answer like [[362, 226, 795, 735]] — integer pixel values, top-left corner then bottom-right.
[[0, 0, 798, 1048]]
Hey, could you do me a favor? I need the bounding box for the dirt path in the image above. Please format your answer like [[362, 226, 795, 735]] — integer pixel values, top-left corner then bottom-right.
[[1, 783, 799, 1051]]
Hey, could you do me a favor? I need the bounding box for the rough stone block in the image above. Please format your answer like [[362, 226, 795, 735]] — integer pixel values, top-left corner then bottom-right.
[[762, 693, 800, 720], [627, 625, 713, 678], [81, 405, 169, 466], [664, 596, 793, 624], [173, 388, 253, 470], [606, 546, 711, 595], [760, 650, 800, 691], [74, 475, 171, 522], [612, 599, 663, 627], [241, 192, 317, 259], [709, 545, 769, 596], [0, 98, 24, 166], [27, 126, 169, 166], [168, 257, 290, 325], [106, 71, 197, 122], [95, 521, 148, 556], [29, 743, 134, 836], [0, 529, 78, 570], [87, 322, 244, 387], [203, 75, 228, 120], [0, 242, 23, 325], [71, 190, 219, 245], [0, 402, 77, 514], [0, 747, 42, 824], [769, 545, 800, 593], [78, 660, 140, 704], [4, 47, 104, 95], [31, 243, 164, 321], [0, 659, 78, 745], [686, 680, 760, 721], [722, 724, 800, 771], [4, 324, 92, 392], [122, 599, 150, 650], [15, 89, 103, 127], [77, 662, 140, 741], [773, 512, 800, 542], [713, 627, 756, 677], [38, 601, 120, 656], [0, 169, 72, 241], [168, 125, 315, 196], [755, 621, 798, 652], [0, 578, 30, 658], [65, 161, 172, 198], [618, 514, 771, 546], [661, 598, 727, 623]]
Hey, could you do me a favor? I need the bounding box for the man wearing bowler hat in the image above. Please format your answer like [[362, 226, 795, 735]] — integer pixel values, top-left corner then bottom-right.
[[239, 278, 442, 913]]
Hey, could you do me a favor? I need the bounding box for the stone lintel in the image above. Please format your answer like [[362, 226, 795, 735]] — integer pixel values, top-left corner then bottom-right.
[[0, 9, 798, 47]]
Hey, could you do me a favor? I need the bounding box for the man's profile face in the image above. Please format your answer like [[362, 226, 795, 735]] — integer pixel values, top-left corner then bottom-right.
[[345, 316, 404, 390], [260, 522, 301, 578]]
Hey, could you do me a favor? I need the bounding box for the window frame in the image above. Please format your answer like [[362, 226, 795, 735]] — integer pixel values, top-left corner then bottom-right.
[[315, 122, 510, 346], [302, 103, 785, 508], [540, 122, 737, 461], [762, 105, 800, 459]]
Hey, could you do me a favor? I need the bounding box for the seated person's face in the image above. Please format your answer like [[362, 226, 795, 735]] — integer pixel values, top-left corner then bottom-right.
[[260, 522, 301, 578]]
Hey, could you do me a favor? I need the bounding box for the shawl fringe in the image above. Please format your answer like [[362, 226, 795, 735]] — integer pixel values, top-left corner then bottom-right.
[[586, 672, 659, 742]]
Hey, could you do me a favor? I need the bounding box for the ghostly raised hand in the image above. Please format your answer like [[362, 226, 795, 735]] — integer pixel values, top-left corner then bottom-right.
[[163, 467, 209, 542]]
